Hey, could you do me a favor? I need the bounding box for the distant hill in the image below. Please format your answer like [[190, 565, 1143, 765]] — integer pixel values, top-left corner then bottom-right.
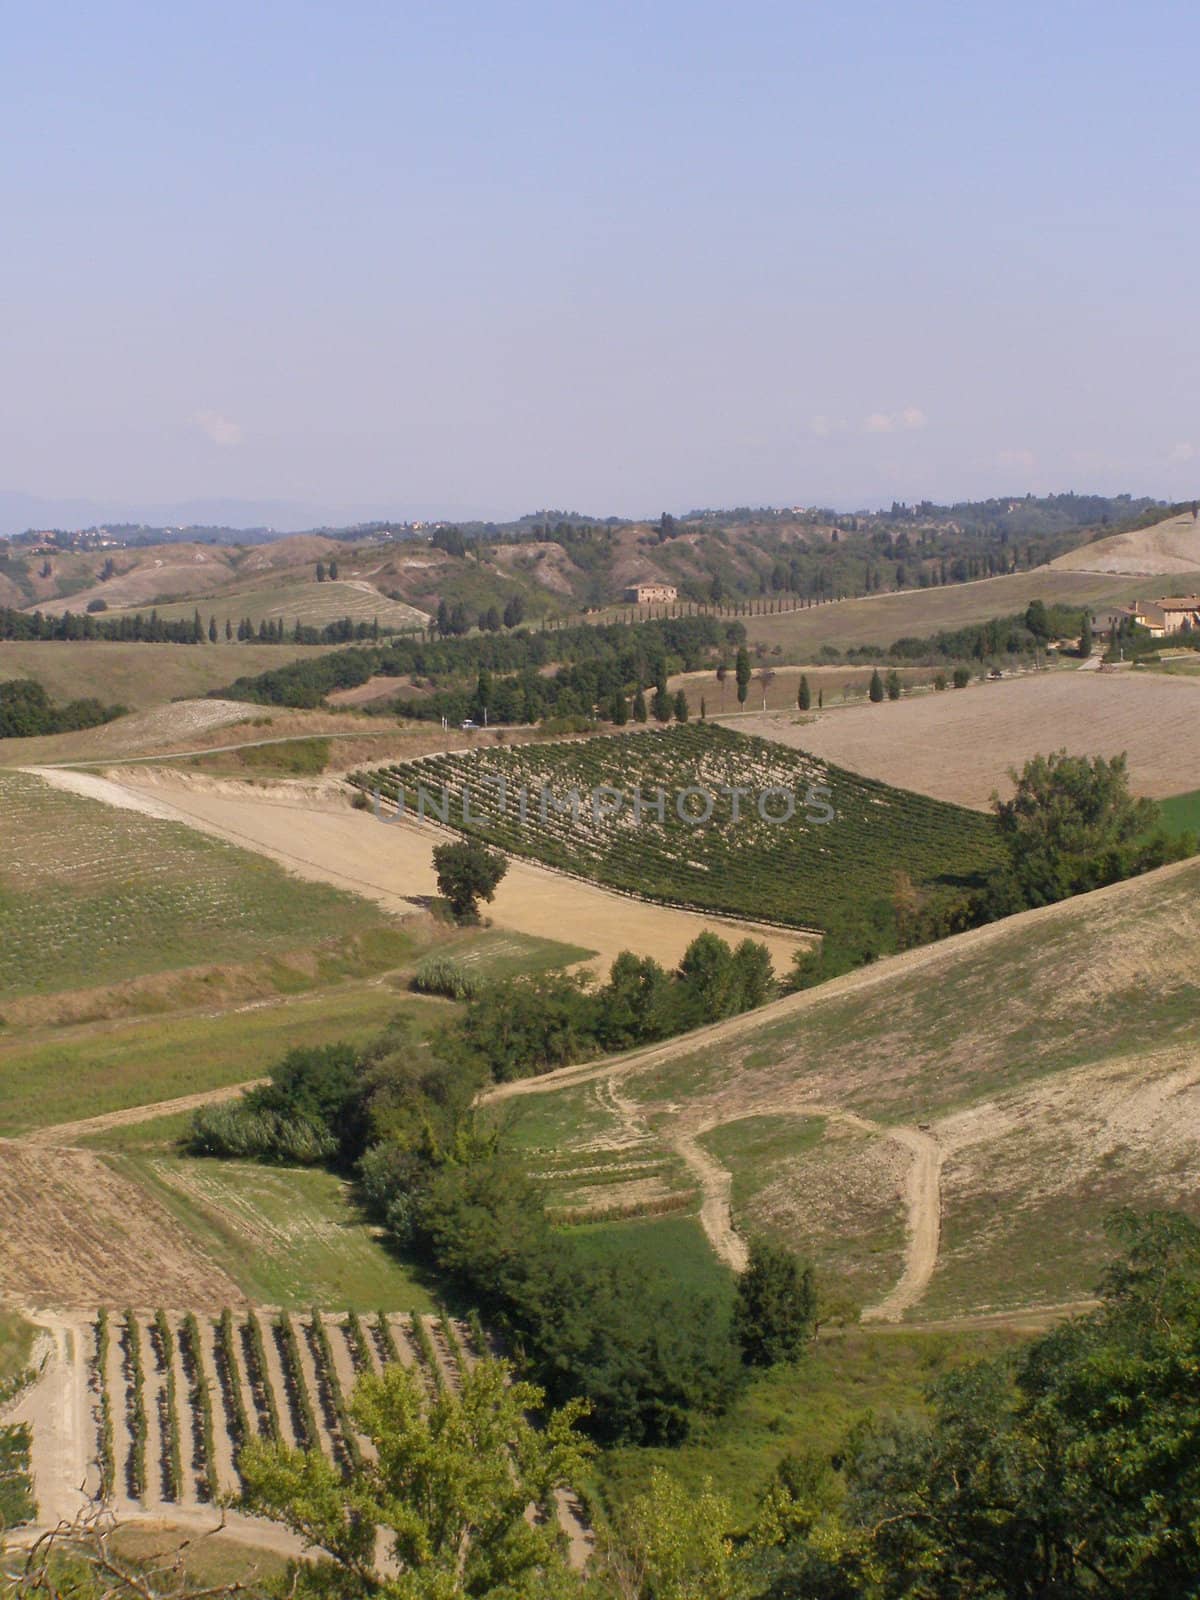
[[1050, 508, 1200, 576]]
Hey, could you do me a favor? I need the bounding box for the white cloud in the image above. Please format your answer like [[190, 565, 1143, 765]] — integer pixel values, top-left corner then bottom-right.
[[194, 410, 243, 447], [1169, 441, 1196, 464], [863, 406, 927, 435]]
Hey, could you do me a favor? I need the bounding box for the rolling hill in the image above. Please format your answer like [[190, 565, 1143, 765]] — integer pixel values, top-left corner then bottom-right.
[[1050, 508, 1200, 575], [487, 853, 1200, 1322]]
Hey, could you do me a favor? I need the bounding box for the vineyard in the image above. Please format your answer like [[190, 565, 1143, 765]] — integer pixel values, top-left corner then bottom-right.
[[355, 724, 999, 929], [89, 1306, 479, 1508]]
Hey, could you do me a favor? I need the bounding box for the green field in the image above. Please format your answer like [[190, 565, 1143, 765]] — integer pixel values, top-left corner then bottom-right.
[[0, 985, 437, 1137], [563, 1214, 733, 1307], [1158, 787, 1200, 838], [113, 1149, 434, 1310], [0, 928, 588, 1136], [0, 639, 332, 711], [359, 724, 998, 930], [593, 1326, 1025, 1527], [0, 771, 402, 1003]]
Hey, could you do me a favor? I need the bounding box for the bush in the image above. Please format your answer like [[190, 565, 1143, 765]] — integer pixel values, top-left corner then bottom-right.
[[411, 957, 481, 1001]]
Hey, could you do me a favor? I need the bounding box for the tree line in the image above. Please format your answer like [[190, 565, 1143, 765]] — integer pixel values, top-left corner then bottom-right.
[[0, 678, 127, 739]]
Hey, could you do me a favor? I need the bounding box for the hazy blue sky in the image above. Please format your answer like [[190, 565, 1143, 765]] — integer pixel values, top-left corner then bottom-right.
[[2, 0, 1197, 526]]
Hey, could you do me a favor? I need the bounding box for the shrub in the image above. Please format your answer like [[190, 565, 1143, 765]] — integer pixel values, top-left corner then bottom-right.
[[410, 958, 481, 1001]]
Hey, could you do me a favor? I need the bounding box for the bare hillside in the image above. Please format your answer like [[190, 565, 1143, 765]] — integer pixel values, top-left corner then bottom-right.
[[1051, 510, 1200, 575]]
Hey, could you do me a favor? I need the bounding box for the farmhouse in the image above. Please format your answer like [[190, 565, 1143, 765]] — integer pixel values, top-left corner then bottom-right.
[[1112, 595, 1200, 637], [625, 582, 678, 604]]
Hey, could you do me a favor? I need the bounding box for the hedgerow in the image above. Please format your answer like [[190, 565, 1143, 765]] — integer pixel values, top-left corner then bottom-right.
[[215, 1308, 251, 1468], [343, 1311, 372, 1375], [274, 1313, 320, 1451], [94, 1310, 115, 1499], [307, 1310, 362, 1472]]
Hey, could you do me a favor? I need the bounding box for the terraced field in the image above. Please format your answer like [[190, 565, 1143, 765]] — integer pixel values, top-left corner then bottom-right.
[[356, 724, 998, 930]]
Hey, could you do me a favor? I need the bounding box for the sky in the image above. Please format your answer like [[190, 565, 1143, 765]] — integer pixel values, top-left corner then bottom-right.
[[1, 0, 1198, 528]]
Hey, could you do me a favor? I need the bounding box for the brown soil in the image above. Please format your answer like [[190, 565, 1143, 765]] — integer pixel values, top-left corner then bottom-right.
[[0, 1143, 242, 1308]]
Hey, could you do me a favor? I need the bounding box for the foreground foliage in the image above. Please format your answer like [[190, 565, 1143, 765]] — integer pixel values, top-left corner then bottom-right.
[[239, 1356, 592, 1599]]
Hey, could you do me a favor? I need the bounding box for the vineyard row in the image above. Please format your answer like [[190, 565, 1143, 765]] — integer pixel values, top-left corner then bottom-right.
[[89, 1309, 478, 1509]]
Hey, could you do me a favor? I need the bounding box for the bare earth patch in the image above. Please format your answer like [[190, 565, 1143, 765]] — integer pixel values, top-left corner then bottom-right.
[[0, 1142, 241, 1309], [1050, 510, 1200, 575], [728, 669, 1200, 808]]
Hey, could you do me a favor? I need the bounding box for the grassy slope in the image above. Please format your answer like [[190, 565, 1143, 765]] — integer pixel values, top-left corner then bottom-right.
[[742, 568, 1200, 659], [497, 857, 1200, 1320], [0, 640, 330, 709], [113, 1147, 434, 1310], [594, 1327, 1025, 1527], [105, 576, 427, 630], [0, 771, 399, 1003], [0, 928, 588, 1136]]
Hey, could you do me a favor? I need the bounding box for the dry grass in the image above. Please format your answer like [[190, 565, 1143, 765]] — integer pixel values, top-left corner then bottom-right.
[[727, 667, 1200, 808], [741, 569, 1200, 658], [0, 640, 332, 711], [1050, 510, 1200, 575]]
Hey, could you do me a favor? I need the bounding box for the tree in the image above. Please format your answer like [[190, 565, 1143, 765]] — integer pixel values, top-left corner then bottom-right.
[[239, 1356, 592, 1600], [735, 647, 751, 707], [673, 688, 689, 722], [208, 615, 217, 643], [316, 560, 327, 582], [991, 750, 1163, 908], [225, 617, 233, 640], [433, 839, 508, 922], [604, 1469, 740, 1600], [729, 939, 774, 1011], [700, 695, 707, 720], [652, 685, 673, 723], [952, 665, 971, 688], [503, 593, 526, 629], [885, 669, 902, 701], [1024, 597, 1051, 641], [797, 674, 811, 711], [329, 558, 339, 580], [868, 669, 884, 703], [849, 1211, 1200, 1600], [1079, 610, 1093, 659], [632, 685, 648, 723], [611, 689, 629, 725], [756, 667, 775, 710], [733, 1240, 816, 1366]]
